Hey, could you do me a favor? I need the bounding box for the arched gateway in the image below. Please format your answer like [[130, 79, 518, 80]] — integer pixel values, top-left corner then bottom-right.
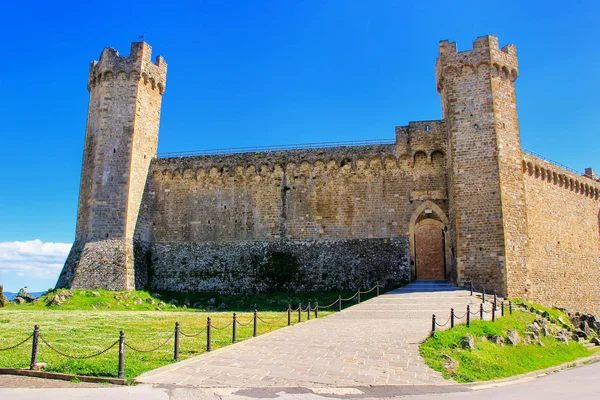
[[409, 201, 450, 281]]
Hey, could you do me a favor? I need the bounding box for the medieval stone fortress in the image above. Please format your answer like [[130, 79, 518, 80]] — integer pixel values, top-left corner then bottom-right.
[[56, 35, 600, 314]]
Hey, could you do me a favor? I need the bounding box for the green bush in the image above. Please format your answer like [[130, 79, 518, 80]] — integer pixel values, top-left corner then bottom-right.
[[0, 285, 6, 308]]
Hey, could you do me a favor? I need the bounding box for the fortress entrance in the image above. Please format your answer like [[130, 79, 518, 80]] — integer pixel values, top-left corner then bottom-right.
[[409, 201, 450, 281], [414, 220, 445, 280]]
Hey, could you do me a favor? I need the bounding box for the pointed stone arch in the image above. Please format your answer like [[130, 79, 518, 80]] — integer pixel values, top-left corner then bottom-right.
[[408, 200, 451, 281]]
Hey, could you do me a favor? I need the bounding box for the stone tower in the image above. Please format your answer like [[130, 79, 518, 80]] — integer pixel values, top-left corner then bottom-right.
[[56, 42, 167, 290], [436, 35, 529, 297]]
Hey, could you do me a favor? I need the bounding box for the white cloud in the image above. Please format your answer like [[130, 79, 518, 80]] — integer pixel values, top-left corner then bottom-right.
[[0, 239, 71, 281]]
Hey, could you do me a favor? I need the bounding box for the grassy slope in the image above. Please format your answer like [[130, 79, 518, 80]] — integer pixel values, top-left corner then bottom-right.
[[420, 309, 597, 383], [8, 288, 372, 312]]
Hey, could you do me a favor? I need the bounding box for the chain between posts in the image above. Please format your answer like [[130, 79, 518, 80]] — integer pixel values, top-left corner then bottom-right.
[[40, 335, 120, 359], [180, 327, 207, 337], [431, 294, 512, 335], [8, 284, 382, 374], [0, 334, 33, 352], [210, 321, 234, 330], [235, 317, 254, 327], [317, 299, 340, 309], [124, 332, 174, 353], [257, 313, 288, 325]]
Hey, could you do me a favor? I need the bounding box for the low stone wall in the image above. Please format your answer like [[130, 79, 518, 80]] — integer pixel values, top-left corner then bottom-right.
[[148, 238, 410, 294]]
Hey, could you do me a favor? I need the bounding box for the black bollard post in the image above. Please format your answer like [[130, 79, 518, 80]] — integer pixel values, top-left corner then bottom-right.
[[338, 296, 342, 312], [29, 325, 40, 370], [480, 303, 484, 320], [501, 301, 505, 317], [287, 306, 291, 326], [509, 301, 513, 315], [253, 310, 258, 337], [315, 302, 318, 319], [298, 303, 301, 323], [118, 330, 125, 379], [307, 302, 311, 320], [466, 305, 471, 328], [206, 317, 212, 352], [470, 281, 473, 296], [174, 322, 180, 361], [232, 313, 237, 343], [451, 308, 455, 328], [432, 314, 436, 335]]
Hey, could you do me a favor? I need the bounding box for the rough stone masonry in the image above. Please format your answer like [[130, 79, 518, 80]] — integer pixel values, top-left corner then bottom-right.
[[56, 36, 600, 314]]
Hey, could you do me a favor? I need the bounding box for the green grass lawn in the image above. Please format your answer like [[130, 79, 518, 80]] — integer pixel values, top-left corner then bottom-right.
[[0, 286, 388, 381], [420, 309, 598, 383], [0, 308, 330, 381]]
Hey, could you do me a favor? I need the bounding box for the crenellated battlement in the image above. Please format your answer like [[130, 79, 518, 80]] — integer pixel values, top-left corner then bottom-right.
[[150, 150, 449, 182], [436, 35, 518, 94], [87, 42, 167, 94], [522, 153, 600, 200], [151, 132, 450, 182]]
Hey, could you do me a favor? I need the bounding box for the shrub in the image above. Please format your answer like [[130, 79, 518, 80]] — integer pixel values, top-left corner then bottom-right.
[[0, 285, 6, 307]]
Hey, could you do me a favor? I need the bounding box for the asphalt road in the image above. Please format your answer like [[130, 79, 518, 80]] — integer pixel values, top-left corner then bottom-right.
[[1, 360, 599, 399]]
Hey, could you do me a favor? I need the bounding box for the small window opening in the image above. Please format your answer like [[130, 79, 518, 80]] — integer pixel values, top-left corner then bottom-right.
[[106, 233, 109, 238], [113, 148, 116, 153], [474, 124, 479, 130]]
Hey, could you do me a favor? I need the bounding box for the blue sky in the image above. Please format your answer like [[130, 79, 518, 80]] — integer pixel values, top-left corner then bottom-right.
[[0, 0, 598, 292]]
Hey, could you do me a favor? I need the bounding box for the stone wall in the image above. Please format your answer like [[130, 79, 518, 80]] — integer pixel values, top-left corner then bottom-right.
[[522, 154, 600, 314], [148, 238, 409, 293], [136, 135, 449, 292], [139, 142, 448, 244]]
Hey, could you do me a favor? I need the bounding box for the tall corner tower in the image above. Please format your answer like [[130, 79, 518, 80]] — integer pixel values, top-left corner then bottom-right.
[[56, 42, 167, 290], [436, 35, 529, 297]]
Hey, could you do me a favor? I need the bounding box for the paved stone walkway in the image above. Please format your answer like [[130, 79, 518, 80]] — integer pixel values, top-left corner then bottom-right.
[[137, 281, 488, 387]]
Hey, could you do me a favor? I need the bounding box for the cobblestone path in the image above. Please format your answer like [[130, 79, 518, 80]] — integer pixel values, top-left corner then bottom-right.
[[137, 281, 487, 387]]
